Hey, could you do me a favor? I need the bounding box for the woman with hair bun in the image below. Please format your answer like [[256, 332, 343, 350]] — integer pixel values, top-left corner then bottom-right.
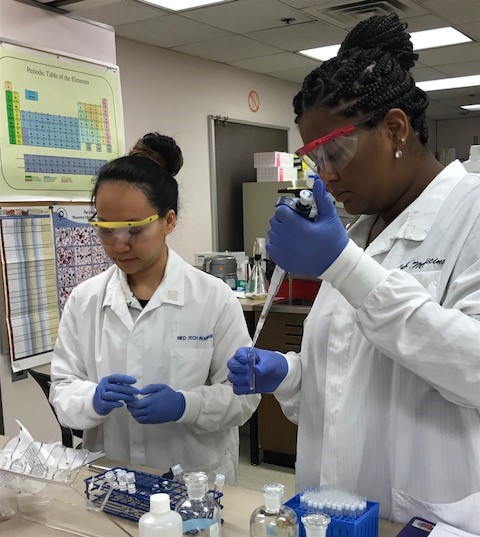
[[228, 14, 480, 528], [50, 133, 259, 484]]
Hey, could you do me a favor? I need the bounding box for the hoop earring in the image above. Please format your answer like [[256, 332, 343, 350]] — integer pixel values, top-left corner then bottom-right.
[[395, 147, 403, 159]]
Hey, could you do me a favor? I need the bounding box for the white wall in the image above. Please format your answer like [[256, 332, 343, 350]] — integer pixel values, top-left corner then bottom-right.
[[116, 37, 302, 264], [436, 117, 480, 160], [0, 0, 116, 65]]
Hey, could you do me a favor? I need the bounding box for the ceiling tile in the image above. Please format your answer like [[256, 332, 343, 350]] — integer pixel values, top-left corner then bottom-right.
[[246, 21, 347, 51], [419, 0, 480, 24], [417, 42, 480, 67], [458, 21, 480, 41], [302, 0, 427, 29], [436, 61, 480, 78], [182, 0, 315, 33], [228, 52, 319, 73], [401, 13, 448, 32], [268, 65, 316, 83], [411, 66, 446, 82], [63, 0, 169, 26], [116, 14, 231, 47], [172, 35, 282, 62], [276, 0, 328, 7]]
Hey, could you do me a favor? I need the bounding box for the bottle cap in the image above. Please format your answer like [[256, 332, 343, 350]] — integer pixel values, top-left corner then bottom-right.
[[214, 474, 225, 487], [184, 472, 209, 499], [150, 493, 171, 514], [262, 483, 284, 512], [171, 464, 183, 477]]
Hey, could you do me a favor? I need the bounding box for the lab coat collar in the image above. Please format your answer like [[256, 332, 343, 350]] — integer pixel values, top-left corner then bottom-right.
[[352, 160, 467, 256], [103, 247, 185, 314]]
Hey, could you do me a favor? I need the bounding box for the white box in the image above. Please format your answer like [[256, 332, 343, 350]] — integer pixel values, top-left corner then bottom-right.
[[256, 167, 298, 182], [254, 151, 294, 168]]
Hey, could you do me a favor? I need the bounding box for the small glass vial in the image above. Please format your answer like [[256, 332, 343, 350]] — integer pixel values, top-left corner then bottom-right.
[[301, 514, 331, 537], [175, 471, 221, 536], [245, 254, 267, 299], [138, 493, 182, 537], [250, 483, 298, 537]]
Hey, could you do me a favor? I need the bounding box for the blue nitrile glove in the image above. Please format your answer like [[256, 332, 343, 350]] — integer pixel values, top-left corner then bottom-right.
[[126, 384, 186, 424], [93, 374, 139, 416], [266, 179, 349, 277], [227, 347, 288, 395]]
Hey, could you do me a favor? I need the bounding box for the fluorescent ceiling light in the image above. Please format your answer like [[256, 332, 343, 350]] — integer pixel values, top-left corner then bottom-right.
[[410, 27, 471, 50], [137, 0, 227, 10], [417, 75, 480, 92], [300, 26, 471, 62], [461, 104, 480, 111]]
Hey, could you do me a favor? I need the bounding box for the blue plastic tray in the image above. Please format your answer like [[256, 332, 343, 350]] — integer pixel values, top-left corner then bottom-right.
[[84, 466, 223, 523], [285, 494, 379, 537]]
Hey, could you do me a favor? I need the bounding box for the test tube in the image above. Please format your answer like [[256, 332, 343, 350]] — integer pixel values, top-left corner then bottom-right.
[[248, 349, 256, 391], [213, 473, 225, 495], [126, 472, 136, 494], [117, 469, 127, 491]]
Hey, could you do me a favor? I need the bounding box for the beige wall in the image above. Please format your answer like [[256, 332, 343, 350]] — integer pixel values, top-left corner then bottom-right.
[[116, 37, 302, 264]]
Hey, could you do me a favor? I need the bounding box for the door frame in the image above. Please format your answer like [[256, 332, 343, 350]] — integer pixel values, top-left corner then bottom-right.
[[207, 115, 289, 250]]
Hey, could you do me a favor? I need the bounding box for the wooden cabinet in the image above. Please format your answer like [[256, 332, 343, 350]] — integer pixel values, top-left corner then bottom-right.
[[254, 310, 307, 467]]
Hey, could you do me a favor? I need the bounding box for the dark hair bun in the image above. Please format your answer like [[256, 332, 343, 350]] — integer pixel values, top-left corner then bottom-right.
[[339, 13, 418, 70], [129, 133, 183, 176]]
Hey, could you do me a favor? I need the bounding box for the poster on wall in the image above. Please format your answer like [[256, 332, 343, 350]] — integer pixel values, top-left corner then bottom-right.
[[0, 42, 124, 200], [52, 205, 111, 314], [0, 207, 58, 370]]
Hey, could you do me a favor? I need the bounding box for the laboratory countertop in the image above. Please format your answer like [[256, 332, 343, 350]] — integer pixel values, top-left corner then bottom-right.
[[0, 436, 403, 537]]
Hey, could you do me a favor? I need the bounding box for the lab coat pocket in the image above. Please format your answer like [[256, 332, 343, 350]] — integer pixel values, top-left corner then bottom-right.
[[392, 488, 480, 534], [170, 347, 213, 391], [408, 270, 441, 301]]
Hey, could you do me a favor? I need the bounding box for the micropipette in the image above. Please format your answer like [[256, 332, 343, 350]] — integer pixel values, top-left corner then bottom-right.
[[247, 189, 317, 391]]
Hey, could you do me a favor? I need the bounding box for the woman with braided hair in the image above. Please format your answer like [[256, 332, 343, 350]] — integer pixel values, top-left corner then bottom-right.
[[50, 132, 259, 483], [228, 14, 480, 529]]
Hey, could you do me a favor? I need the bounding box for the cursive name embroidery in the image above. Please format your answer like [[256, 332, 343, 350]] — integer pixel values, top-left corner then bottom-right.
[[398, 258, 445, 270]]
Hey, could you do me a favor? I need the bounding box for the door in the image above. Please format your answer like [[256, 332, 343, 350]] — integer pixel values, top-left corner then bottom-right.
[[209, 117, 288, 252]]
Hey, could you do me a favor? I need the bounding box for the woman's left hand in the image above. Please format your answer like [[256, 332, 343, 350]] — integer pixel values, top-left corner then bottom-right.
[[126, 384, 185, 424]]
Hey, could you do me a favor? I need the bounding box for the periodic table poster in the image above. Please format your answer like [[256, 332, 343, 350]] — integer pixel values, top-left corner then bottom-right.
[[0, 42, 124, 200]]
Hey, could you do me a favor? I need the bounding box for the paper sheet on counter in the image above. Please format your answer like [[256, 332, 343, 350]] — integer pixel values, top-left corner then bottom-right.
[[430, 522, 480, 537]]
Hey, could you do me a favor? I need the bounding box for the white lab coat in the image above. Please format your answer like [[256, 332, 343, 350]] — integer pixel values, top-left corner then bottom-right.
[[275, 161, 480, 532], [50, 248, 260, 484]]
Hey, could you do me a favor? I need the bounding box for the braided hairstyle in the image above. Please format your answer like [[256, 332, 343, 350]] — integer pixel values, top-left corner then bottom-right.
[[293, 14, 430, 144], [92, 133, 182, 216]]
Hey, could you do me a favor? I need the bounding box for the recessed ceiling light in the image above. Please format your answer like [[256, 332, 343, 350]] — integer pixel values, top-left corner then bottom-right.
[[417, 75, 480, 92], [461, 104, 480, 111], [300, 26, 471, 62], [136, 0, 228, 11]]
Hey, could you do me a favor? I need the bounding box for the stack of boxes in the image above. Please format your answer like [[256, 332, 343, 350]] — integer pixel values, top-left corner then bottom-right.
[[254, 151, 298, 182]]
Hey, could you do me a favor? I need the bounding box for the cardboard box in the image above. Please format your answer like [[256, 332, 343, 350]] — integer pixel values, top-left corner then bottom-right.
[[254, 151, 294, 168], [256, 166, 298, 182]]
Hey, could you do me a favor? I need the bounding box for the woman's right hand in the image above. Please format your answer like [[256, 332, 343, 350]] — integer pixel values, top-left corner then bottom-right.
[[93, 374, 139, 415], [227, 347, 288, 395]]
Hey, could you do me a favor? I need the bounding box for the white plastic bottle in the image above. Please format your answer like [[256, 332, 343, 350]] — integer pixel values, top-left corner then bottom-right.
[[139, 493, 182, 537]]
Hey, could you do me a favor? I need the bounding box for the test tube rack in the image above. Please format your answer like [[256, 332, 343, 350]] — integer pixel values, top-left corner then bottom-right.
[[285, 494, 379, 537], [84, 466, 224, 523]]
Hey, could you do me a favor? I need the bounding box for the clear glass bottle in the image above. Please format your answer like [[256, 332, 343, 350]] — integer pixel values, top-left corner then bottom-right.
[[245, 254, 267, 299], [175, 471, 221, 536], [250, 483, 298, 537], [301, 514, 331, 537]]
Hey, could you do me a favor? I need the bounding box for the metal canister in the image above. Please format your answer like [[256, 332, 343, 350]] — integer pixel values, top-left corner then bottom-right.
[[203, 255, 237, 290]]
